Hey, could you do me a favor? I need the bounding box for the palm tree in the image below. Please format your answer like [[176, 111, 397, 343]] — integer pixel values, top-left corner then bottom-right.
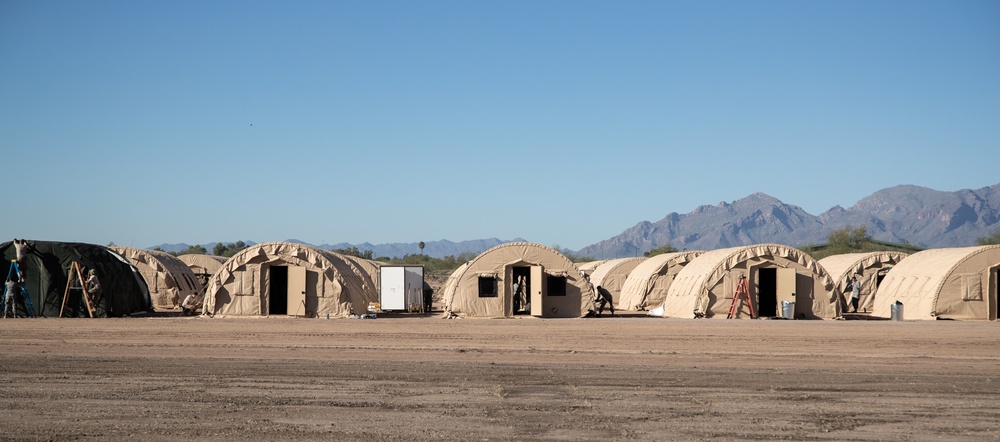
[[418, 241, 425, 255]]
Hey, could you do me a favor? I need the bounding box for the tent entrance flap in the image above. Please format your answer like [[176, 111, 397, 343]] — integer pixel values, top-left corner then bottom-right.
[[776, 267, 796, 316], [756, 268, 777, 317], [268, 266, 288, 315], [287, 266, 306, 317], [530, 265, 545, 316]]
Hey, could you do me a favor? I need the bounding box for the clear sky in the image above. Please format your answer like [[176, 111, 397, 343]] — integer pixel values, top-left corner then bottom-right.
[[2, 0, 998, 250]]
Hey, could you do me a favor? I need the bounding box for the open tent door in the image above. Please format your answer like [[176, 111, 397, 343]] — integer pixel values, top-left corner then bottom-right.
[[287, 266, 306, 317], [990, 266, 998, 321], [776, 267, 797, 317], [530, 265, 546, 316]]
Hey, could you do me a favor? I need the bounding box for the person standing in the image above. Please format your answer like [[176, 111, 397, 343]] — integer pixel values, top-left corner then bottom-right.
[[13, 239, 29, 281], [849, 276, 862, 313], [4, 275, 18, 319]]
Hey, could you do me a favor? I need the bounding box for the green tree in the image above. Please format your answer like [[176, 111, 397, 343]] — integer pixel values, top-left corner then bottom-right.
[[333, 246, 374, 260], [418, 241, 425, 255], [213, 241, 248, 258], [644, 243, 678, 257], [179, 244, 208, 255], [977, 228, 1000, 246]]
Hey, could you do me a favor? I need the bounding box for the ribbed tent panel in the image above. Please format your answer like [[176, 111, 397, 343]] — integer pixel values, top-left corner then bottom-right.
[[443, 242, 592, 318], [618, 251, 704, 311], [661, 244, 839, 319], [818, 251, 909, 313], [588, 257, 646, 306], [203, 242, 376, 317], [870, 246, 1000, 320], [111, 246, 201, 310]]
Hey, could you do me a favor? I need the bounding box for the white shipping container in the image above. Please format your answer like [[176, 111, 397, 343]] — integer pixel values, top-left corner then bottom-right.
[[379, 266, 424, 311]]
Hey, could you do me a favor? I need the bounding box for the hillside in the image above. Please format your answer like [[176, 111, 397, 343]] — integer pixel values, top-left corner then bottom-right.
[[577, 183, 1000, 258]]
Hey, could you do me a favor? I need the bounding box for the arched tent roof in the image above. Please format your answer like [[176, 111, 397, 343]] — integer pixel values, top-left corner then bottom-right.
[[338, 254, 382, 293], [576, 260, 606, 275], [111, 246, 201, 310], [661, 244, 839, 319], [176, 254, 227, 276], [870, 246, 1000, 320], [588, 257, 646, 306], [441, 262, 469, 307], [444, 242, 592, 318], [1, 240, 152, 317], [817, 251, 909, 313], [618, 251, 704, 311], [203, 242, 375, 317]]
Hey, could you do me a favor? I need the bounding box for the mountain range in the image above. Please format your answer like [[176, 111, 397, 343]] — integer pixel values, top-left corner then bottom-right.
[[151, 184, 1000, 259], [577, 183, 1000, 259], [150, 238, 524, 259]]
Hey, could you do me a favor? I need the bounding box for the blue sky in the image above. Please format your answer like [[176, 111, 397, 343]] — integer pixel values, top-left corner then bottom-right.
[[2, 0, 998, 250]]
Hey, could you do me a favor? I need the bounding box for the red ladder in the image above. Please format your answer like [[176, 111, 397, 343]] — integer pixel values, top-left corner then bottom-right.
[[726, 275, 755, 319]]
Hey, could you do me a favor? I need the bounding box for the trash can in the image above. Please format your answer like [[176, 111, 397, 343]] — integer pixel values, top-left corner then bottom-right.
[[891, 301, 903, 321], [781, 300, 795, 320]]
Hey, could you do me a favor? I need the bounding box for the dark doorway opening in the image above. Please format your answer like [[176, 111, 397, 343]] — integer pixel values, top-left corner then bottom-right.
[[268, 266, 288, 315], [876, 272, 887, 289], [993, 269, 999, 321], [513, 266, 530, 314], [757, 268, 777, 317]]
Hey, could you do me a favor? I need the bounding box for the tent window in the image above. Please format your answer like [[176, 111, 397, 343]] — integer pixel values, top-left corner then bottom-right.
[[547, 276, 567, 296], [962, 274, 983, 301], [478, 276, 497, 298]]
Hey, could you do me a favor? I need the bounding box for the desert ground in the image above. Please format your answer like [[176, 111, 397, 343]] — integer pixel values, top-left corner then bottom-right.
[[2, 315, 1000, 441]]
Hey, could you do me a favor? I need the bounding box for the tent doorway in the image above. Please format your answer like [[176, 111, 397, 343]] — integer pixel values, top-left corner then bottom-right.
[[268, 266, 288, 315], [267, 266, 307, 316], [512, 266, 531, 314], [757, 268, 777, 317], [992, 267, 999, 321]]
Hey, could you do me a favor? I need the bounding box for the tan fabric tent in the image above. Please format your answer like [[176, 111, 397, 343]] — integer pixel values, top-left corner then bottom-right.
[[618, 251, 704, 311], [339, 254, 382, 293], [203, 242, 376, 317], [870, 246, 1000, 320], [176, 254, 227, 289], [176, 254, 227, 276], [443, 242, 592, 318], [818, 252, 909, 313], [110, 246, 201, 309], [660, 244, 839, 319], [441, 262, 469, 305], [587, 257, 646, 306], [576, 260, 606, 276]]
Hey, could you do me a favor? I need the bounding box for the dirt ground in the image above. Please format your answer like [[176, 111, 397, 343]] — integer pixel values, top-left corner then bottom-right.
[[2, 315, 1000, 441]]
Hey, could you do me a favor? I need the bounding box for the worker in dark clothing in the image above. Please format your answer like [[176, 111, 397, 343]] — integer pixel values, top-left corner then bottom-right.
[[423, 287, 434, 313], [594, 285, 615, 316]]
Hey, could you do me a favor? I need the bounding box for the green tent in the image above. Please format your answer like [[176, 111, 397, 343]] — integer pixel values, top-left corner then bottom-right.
[[1, 240, 152, 318]]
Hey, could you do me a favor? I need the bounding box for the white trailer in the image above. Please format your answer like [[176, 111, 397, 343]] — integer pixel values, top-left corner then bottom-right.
[[379, 266, 425, 311]]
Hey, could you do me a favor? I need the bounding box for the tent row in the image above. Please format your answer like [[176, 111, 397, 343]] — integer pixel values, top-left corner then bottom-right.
[[6, 239, 999, 321], [442, 242, 1000, 321]]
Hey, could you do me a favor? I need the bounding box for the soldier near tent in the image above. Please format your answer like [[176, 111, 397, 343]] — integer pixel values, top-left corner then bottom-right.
[[0, 240, 152, 318]]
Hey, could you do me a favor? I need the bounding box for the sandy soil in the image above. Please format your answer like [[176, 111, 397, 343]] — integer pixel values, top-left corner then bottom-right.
[[2, 315, 1000, 441]]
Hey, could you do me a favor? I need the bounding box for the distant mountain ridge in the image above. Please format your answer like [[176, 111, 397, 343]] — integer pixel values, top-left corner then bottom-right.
[[149, 238, 524, 259], [577, 183, 1000, 259], [148, 184, 1000, 260]]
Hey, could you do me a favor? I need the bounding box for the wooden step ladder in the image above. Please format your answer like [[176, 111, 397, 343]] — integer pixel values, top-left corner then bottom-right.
[[60, 262, 95, 318]]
